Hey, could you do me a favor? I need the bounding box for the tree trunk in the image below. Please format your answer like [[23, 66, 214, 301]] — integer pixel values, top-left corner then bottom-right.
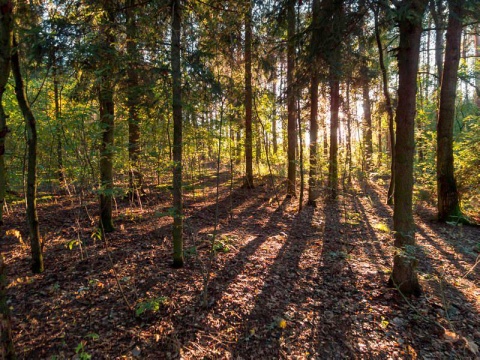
[[126, 0, 142, 196], [475, 27, 480, 109], [243, 0, 254, 188], [98, 9, 115, 233], [52, 56, 64, 186], [286, 0, 296, 197], [271, 76, 278, 154], [12, 37, 44, 274], [0, 0, 12, 227], [308, 0, 320, 206], [359, 37, 373, 172], [430, 0, 445, 88], [328, 66, 340, 198], [171, 0, 184, 268], [390, 0, 428, 296], [374, 6, 395, 205], [437, 0, 463, 222], [0, 254, 15, 359]]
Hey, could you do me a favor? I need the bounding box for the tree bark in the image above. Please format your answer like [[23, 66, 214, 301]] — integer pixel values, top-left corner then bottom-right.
[[243, 0, 254, 188], [126, 0, 142, 196], [390, 0, 428, 296], [359, 36, 373, 172], [308, 0, 320, 206], [328, 65, 340, 198], [171, 0, 184, 268], [430, 0, 445, 87], [0, 0, 12, 227], [286, 0, 296, 197], [98, 7, 115, 234], [437, 0, 463, 222], [12, 37, 44, 274], [374, 5, 395, 204]]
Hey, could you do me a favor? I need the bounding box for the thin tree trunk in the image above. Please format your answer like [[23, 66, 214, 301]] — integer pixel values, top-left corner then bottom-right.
[[374, 6, 395, 205], [359, 36, 373, 171], [475, 27, 480, 109], [12, 37, 44, 273], [0, 0, 13, 227], [126, 0, 142, 196], [53, 56, 64, 186], [430, 0, 445, 88], [271, 76, 278, 154], [390, 0, 428, 296], [308, 0, 320, 206], [328, 66, 340, 198], [243, 0, 254, 188], [171, 0, 184, 268], [437, 0, 463, 222], [286, 0, 296, 197]]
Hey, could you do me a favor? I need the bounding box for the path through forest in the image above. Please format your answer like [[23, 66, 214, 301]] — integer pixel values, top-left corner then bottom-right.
[[2, 175, 480, 359]]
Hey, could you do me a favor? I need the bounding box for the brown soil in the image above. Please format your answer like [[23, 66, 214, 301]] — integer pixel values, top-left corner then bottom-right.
[[1, 175, 479, 359]]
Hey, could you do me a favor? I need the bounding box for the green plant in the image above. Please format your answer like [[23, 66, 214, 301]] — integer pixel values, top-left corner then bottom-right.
[[135, 296, 168, 317]]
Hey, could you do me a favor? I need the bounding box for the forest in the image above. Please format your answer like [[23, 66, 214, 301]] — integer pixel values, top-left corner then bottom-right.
[[0, 0, 479, 358]]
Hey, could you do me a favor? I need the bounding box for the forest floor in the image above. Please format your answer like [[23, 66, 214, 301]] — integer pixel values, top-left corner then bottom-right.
[[2, 172, 480, 359]]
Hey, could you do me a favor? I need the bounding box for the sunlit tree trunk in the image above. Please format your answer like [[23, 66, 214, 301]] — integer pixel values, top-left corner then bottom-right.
[[243, 0, 254, 188], [171, 0, 184, 268], [0, 0, 12, 227], [437, 0, 463, 222], [374, 6, 395, 205], [286, 0, 296, 197], [359, 36, 372, 171], [126, 0, 142, 196], [12, 37, 44, 273], [98, 7, 116, 233], [390, 0, 428, 296]]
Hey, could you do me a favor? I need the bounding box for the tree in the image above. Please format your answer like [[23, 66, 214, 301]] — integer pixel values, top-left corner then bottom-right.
[[0, 0, 12, 227], [390, 0, 429, 296], [12, 37, 44, 273], [126, 0, 143, 197], [171, 0, 184, 268], [286, 0, 296, 197], [243, 0, 254, 189], [308, 0, 321, 206], [436, 0, 464, 222], [373, 4, 395, 205], [98, 3, 116, 233]]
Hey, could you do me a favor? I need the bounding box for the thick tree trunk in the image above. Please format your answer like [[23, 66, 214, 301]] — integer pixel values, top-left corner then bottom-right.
[[0, 254, 15, 359], [390, 0, 428, 296], [98, 7, 116, 234], [286, 0, 296, 197], [437, 0, 463, 222], [126, 0, 142, 195], [0, 0, 12, 227], [243, 0, 254, 188], [171, 0, 184, 268], [12, 37, 44, 274], [374, 6, 395, 205]]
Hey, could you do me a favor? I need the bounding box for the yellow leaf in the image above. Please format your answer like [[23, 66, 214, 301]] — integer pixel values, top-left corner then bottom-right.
[[278, 319, 287, 329]]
